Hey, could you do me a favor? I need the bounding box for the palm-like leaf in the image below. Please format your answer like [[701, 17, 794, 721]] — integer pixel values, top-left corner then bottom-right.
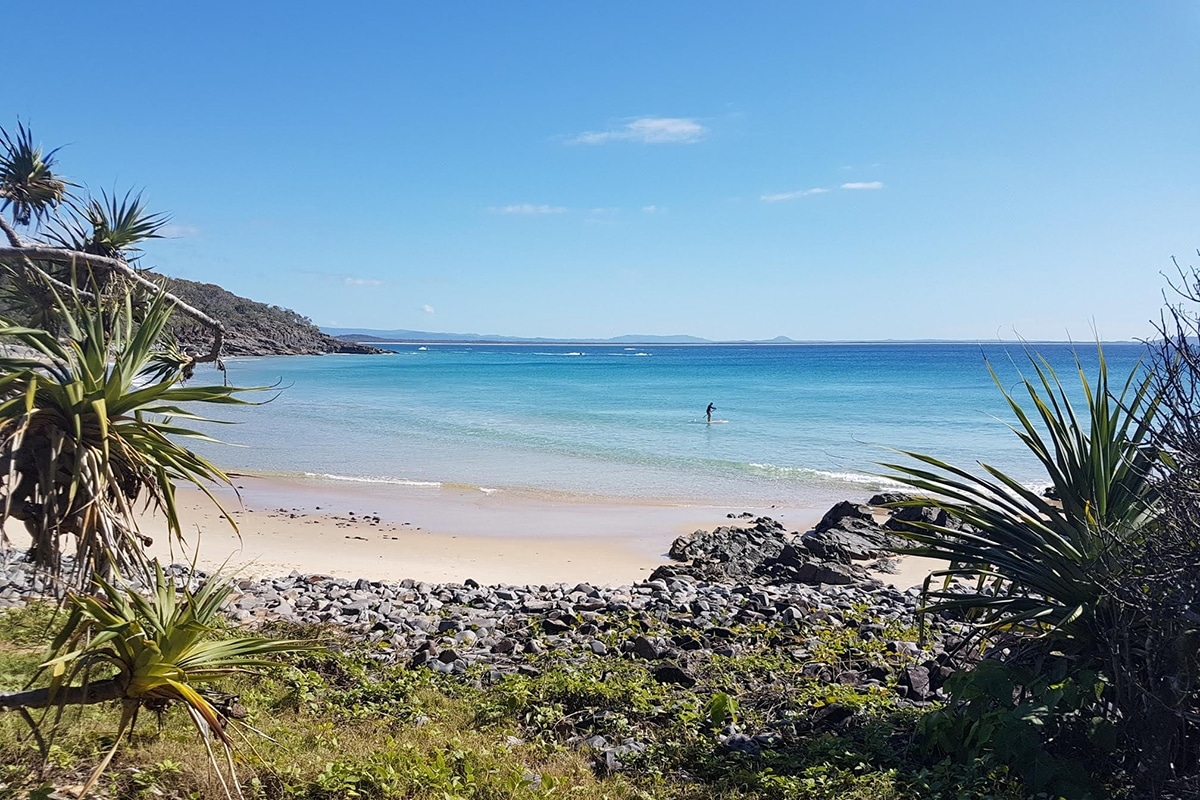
[[34, 563, 314, 798], [0, 122, 67, 227], [47, 189, 169, 261], [883, 346, 1163, 649], [0, 284, 264, 590]]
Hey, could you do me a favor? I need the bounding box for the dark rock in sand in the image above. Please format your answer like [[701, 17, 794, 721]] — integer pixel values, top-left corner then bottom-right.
[[668, 536, 693, 561], [884, 504, 965, 534], [813, 501, 874, 533], [868, 492, 913, 506], [802, 517, 899, 562]]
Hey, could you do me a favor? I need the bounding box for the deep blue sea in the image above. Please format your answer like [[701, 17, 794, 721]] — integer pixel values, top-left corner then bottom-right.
[[193, 342, 1149, 508]]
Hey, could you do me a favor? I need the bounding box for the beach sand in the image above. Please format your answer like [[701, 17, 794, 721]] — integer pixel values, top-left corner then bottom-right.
[[122, 473, 827, 587], [6, 473, 939, 589]]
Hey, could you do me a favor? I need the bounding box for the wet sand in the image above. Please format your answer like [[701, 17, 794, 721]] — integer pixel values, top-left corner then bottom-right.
[[133, 473, 825, 586]]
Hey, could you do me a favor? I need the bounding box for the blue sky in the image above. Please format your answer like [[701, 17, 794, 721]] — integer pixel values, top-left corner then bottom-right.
[[7, 2, 1198, 340]]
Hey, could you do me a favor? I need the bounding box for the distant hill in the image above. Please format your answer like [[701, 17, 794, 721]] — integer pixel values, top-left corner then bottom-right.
[[324, 328, 796, 345], [161, 278, 386, 356]]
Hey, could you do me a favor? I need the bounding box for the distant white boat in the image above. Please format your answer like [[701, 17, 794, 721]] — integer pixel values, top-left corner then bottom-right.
[[418, 346, 427, 351]]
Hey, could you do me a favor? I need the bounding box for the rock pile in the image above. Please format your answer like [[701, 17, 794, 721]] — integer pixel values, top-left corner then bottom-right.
[[661, 498, 917, 588], [0, 498, 966, 705]]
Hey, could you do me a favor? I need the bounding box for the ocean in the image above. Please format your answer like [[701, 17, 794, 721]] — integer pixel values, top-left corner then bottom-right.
[[192, 342, 1149, 509]]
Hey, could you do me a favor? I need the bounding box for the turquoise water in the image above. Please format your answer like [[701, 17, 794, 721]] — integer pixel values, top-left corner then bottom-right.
[[193, 342, 1149, 508]]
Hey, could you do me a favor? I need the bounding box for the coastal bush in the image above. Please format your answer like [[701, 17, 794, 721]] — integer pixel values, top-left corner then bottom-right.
[[0, 291, 263, 591], [884, 342, 1200, 796], [917, 658, 1109, 798]]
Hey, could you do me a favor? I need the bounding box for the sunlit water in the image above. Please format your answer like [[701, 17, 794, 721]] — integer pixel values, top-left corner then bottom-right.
[[188, 342, 1148, 508]]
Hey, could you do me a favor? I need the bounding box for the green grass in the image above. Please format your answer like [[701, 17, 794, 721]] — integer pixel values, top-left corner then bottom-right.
[[0, 603, 1038, 799]]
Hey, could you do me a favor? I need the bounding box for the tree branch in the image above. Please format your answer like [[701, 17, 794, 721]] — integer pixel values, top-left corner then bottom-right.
[[0, 216, 22, 248], [0, 243, 227, 367], [0, 245, 225, 333], [0, 678, 126, 711]]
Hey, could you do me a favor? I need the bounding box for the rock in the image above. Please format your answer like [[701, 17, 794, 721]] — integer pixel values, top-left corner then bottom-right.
[[802, 518, 896, 562], [721, 732, 761, 756], [632, 635, 660, 660], [813, 501, 874, 533], [652, 664, 696, 688], [794, 562, 859, 586], [812, 703, 855, 728], [885, 504, 976, 535], [901, 664, 933, 700], [868, 492, 913, 506], [668, 536, 692, 561]]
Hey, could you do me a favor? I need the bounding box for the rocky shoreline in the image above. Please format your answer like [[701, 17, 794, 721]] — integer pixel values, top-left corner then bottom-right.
[[0, 497, 963, 714]]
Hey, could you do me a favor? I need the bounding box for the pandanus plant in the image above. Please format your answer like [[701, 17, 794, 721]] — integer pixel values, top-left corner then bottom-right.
[[0, 121, 67, 228], [0, 283, 261, 591], [882, 347, 1163, 652], [0, 564, 313, 799]]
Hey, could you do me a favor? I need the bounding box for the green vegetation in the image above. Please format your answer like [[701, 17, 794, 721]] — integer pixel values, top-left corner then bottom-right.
[[0, 288, 262, 590], [1, 569, 313, 796], [883, 348, 1161, 646], [0, 121, 299, 796], [885, 344, 1199, 798], [0, 607, 1035, 800]]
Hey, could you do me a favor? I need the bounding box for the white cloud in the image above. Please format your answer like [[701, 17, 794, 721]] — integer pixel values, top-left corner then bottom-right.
[[760, 188, 829, 202], [490, 203, 567, 214], [642, 205, 663, 213], [423, 304, 435, 315], [569, 116, 707, 145], [159, 223, 201, 238], [841, 181, 884, 190], [344, 277, 384, 287]]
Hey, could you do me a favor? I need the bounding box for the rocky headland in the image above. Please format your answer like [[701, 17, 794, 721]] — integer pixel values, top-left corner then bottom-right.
[[162, 275, 388, 356]]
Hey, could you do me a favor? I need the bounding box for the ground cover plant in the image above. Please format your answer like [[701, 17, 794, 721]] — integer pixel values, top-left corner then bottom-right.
[[0, 603, 1035, 800]]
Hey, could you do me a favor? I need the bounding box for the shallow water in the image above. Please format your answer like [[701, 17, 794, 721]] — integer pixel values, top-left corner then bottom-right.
[[190, 341, 1148, 508]]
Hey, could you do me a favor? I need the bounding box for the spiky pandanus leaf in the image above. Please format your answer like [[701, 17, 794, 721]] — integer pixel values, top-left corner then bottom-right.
[[0, 285, 265, 590], [47, 189, 169, 260], [883, 346, 1163, 651], [15, 564, 315, 798], [0, 122, 67, 227]]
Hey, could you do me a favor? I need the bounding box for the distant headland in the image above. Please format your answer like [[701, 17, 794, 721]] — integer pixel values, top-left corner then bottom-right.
[[322, 327, 1137, 346]]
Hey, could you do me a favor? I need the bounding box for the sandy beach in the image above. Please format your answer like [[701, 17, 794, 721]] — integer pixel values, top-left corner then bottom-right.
[[5, 472, 937, 589], [124, 473, 824, 587]]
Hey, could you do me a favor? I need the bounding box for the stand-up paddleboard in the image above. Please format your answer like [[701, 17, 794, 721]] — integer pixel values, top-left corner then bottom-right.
[[690, 419, 730, 424]]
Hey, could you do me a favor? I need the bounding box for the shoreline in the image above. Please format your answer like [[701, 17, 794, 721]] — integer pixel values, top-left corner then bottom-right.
[[132, 473, 826, 587], [5, 471, 939, 590]]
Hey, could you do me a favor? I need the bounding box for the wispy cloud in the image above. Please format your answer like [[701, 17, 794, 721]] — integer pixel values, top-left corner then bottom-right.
[[490, 203, 568, 215], [760, 188, 829, 202], [642, 205, 663, 213], [159, 223, 201, 239], [841, 181, 884, 190], [423, 304, 435, 315], [568, 116, 707, 145], [344, 277, 384, 287]]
